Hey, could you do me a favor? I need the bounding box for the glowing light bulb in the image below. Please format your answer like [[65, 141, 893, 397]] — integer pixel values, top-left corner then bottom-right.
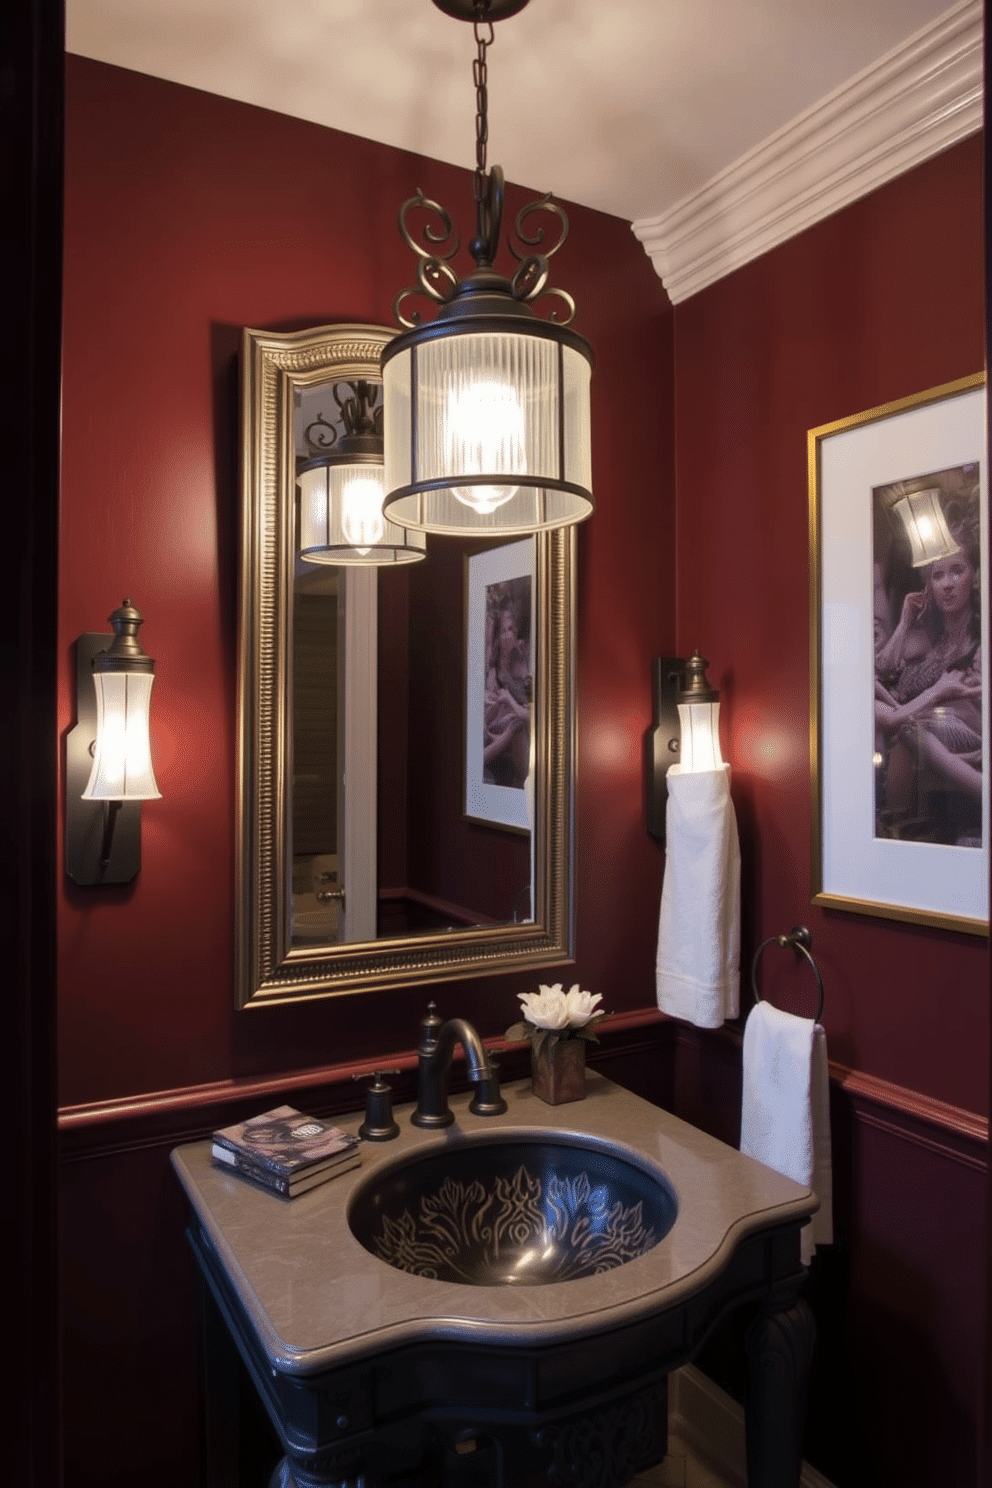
[[341, 474, 386, 554], [444, 380, 526, 514]]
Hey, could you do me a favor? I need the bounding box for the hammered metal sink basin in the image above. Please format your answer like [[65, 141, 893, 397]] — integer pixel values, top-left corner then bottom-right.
[[348, 1136, 678, 1286]]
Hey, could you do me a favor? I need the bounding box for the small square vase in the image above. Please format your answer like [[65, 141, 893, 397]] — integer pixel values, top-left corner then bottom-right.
[[531, 1037, 586, 1105]]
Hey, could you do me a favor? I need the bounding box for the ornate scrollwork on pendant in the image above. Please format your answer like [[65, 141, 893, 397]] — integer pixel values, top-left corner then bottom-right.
[[510, 192, 570, 262], [333, 379, 383, 437], [302, 411, 338, 455], [508, 193, 576, 323], [393, 189, 461, 328]]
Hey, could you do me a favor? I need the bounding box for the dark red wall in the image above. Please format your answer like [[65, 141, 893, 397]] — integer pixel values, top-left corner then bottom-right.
[[672, 135, 987, 1115], [59, 55, 676, 1107], [670, 135, 988, 1486]]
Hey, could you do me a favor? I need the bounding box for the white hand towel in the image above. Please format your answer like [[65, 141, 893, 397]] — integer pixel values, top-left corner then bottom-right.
[[655, 764, 740, 1028], [740, 1000, 833, 1265]]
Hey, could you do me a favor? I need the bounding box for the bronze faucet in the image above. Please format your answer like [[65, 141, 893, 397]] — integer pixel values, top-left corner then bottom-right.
[[412, 1003, 507, 1128]]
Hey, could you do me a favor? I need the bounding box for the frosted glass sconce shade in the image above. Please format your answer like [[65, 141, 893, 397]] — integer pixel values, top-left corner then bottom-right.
[[676, 699, 725, 773], [66, 599, 160, 886], [893, 488, 960, 567], [83, 668, 160, 800], [299, 381, 426, 566]]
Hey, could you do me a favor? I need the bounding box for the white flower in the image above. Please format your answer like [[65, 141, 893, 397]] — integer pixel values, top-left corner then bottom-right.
[[517, 984, 570, 1030], [517, 983, 603, 1032], [564, 984, 602, 1028]]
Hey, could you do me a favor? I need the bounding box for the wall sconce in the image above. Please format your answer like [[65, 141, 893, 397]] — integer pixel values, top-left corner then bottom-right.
[[298, 381, 426, 566], [65, 599, 161, 885], [891, 486, 960, 567], [381, 0, 594, 538], [646, 651, 724, 843]]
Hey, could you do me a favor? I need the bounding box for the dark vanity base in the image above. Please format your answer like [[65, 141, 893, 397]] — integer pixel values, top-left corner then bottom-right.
[[189, 1217, 813, 1488]]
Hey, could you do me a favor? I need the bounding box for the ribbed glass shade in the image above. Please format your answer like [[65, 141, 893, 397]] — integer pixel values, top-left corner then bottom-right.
[[676, 700, 725, 773], [383, 326, 593, 535], [82, 671, 161, 800], [299, 460, 426, 566], [893, 489, 960, 567]]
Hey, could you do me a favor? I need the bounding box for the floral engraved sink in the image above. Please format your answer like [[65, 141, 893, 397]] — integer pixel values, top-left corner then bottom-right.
[[348, 1137, 677, 1286]]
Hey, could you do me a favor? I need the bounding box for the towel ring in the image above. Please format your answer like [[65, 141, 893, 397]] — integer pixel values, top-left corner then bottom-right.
[[751, 925, 824, 1023]]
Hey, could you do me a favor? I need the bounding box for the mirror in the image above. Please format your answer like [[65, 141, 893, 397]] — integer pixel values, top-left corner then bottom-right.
[[236, 322, 575, 1007]]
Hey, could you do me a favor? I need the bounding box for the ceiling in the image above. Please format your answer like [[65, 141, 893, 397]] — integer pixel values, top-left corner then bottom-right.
[[67, 0, 957, 226]]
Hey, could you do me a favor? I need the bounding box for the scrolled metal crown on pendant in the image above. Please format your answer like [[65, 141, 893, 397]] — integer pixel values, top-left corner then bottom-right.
[[393, 166, 576, 331]]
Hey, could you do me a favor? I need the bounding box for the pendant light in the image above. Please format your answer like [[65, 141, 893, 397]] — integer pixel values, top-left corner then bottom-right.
[[298, 380, 426, 566], [382, 0, 594, 537]]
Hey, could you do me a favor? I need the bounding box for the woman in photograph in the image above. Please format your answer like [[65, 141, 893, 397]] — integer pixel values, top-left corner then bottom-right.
[[483, 588, 532, 789], [875, 512, 983, 843]]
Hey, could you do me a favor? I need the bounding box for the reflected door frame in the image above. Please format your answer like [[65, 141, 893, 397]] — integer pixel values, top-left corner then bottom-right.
[[341, 567, 377, 942]]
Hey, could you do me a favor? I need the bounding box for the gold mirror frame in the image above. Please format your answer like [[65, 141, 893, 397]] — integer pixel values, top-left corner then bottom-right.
[[236, 322, 576, 1008]]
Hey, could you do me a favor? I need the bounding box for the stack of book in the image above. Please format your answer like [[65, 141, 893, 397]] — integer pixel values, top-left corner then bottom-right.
[[211, 1104, 362, 1198]]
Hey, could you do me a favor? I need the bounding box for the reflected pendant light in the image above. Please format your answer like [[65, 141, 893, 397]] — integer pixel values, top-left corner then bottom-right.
[[892, 487, 960, 567], [676, 651, 725, 774], [382, 0, 594, 537], [299, 380, 426, 566]]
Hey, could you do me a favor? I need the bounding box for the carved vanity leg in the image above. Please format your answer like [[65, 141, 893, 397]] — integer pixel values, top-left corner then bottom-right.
[[743, 1284, 816, 1488]]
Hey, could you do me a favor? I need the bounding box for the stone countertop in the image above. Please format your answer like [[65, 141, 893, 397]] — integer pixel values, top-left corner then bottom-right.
[[171, 1073, 816, 1377]]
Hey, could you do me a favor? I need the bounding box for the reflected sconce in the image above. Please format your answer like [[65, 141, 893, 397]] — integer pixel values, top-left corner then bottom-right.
[[892, 486, 960, 567], [298, 381, 426, 566], [381, 0, 594, 538], [65, 599, 161, 885], [646, 651, 724, 842]]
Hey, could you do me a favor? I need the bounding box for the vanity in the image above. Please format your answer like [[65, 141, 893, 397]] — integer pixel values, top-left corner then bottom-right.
[[172, 1073, 816, 1488]]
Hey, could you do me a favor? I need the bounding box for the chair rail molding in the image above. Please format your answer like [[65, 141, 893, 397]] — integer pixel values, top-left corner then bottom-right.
[[632, 0, 982, 304]]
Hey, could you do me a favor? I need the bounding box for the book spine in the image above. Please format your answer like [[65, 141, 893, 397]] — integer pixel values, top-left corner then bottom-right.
[[212, 1145, 297, 1195], [212, 1145, 361, 1197], [211, 1132, 359, 1179]]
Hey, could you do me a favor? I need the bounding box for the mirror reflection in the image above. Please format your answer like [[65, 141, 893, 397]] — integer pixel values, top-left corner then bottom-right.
[[237, 322, 574, 1007]]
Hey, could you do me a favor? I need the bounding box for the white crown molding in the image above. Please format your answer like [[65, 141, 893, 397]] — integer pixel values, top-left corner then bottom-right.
[[632, 0, 983, 305]]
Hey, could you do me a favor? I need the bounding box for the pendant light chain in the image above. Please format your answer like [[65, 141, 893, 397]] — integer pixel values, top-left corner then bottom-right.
[[472, 2, 494, 204]]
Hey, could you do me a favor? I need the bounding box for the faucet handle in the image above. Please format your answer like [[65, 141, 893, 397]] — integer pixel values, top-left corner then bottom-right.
[[419, 1001, 444, 1052], [469, 1058, 507, 1118], [354, 1069, 401, 1141]]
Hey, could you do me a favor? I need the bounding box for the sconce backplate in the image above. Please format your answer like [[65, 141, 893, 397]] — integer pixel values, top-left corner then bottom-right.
[[645, 656, 683, 844]]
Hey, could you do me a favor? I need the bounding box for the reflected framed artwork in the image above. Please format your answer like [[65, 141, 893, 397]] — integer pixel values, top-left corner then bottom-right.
[[809, 372, 988, 935], [465, 538, 536, 832]]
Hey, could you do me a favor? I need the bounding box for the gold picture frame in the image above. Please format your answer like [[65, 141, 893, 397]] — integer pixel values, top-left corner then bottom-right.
[[809, 372, 987, 935]]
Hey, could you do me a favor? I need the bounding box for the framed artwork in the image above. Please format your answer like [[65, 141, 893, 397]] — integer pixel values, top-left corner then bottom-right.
[[464, 538, 536, 832], [809, 372, 988, 935]]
